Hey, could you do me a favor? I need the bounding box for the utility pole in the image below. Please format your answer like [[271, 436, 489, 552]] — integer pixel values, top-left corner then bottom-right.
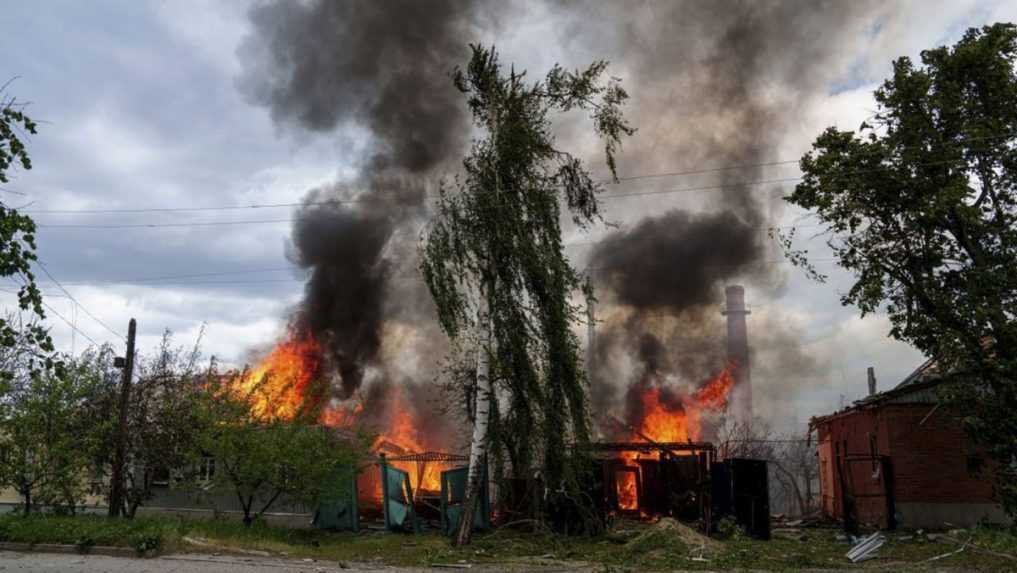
[[108, 318, 136, 517]]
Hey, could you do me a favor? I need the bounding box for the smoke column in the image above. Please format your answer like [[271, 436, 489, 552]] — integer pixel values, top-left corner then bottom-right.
[[236, 0, 879, 428], [570, 1, 879, 430], [237, 0, 495, 398]]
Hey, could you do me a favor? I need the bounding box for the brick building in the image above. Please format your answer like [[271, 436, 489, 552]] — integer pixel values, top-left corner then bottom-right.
[[811, 359, 1011, 529]]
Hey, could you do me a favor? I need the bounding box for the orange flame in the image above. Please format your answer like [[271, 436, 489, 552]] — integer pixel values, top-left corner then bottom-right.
[[632, 364, 735, 446], [234, 331, 322, 420], [368, 387, 447, 497], [232, 332, 449, 502], [613, 365, 735, 513], [616, 468, 639, 511]]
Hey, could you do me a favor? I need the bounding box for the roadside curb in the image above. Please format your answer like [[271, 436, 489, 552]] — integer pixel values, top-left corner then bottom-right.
[[0, 541, 145, 558]]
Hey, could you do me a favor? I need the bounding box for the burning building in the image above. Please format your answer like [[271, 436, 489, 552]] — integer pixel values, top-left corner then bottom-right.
[[213, 0, 875, 525]]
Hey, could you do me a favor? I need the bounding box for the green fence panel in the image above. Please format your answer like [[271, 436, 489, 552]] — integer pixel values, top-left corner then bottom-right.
[[381, 462, 420, 533], [440, 465, 491, 535], [313, 466, 359, 532]]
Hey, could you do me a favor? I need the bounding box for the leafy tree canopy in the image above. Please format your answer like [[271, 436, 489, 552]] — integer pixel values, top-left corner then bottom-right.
[[191, 374, 366, 526], [0, 349, 106, 515], [0, 88, 52, 384], [783, 23, 1017, 513]]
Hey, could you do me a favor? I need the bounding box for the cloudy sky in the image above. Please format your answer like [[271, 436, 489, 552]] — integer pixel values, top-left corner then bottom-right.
[[2, 0, 1015, 431]]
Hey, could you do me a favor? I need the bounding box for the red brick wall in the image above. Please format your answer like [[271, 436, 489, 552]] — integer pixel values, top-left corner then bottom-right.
[[816, 408, 892, 526], [882, 404, 995, 503], [816, 402, 997, 526]]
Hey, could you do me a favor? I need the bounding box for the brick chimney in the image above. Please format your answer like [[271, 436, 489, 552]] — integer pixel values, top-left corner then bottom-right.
[[722, 285, 752, 424]]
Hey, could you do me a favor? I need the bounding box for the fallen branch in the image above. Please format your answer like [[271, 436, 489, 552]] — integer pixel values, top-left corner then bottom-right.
[[925, 544, 967, 563], [937, 535, 1017, 562]]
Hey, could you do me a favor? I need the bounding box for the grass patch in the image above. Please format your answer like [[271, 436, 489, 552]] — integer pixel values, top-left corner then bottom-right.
[[0, 514, 179, 554], [0, 513, 1013, 570]]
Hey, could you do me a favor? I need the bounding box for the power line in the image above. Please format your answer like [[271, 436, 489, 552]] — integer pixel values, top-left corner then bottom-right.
[[612, 159, 799, 183], [25, 200, 356, 215], [36, 218, 292, 229], [37, 266, 297, 285], [34, 257, 846, 291], [23, 129, 1017, 217], [2, 277, 107, 348], [36, 261, 126, 341], [56, 278, 300, 287], [28, 155, 979, 230], [41, 298, 99, 347]]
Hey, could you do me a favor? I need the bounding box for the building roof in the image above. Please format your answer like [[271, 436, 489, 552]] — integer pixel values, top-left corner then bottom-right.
[[810, 357, 945, 427]]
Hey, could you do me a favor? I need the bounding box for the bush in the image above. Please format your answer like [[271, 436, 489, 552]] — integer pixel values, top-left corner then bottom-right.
[[130, 531, 163, 555], [715, 516, 740, 540]]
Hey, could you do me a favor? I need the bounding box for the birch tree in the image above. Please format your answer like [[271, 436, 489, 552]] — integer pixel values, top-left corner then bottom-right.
[[421, 45, 633, 544]]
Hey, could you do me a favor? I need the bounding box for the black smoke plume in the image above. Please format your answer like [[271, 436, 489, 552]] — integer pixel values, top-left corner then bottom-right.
[[236, 0, 866, 427], [576, 1, 875, 429], [592, 210, 763, 313], [237, 0, 494, 398]]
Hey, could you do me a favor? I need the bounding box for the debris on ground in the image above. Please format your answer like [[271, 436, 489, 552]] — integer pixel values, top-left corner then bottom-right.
[[624, 517, 721, 557], [846, 531, 886, 563], [926, 537, 970, 563]]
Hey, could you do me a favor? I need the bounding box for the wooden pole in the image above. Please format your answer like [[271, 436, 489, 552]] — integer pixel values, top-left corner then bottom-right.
[[108, 318, 136, 517]]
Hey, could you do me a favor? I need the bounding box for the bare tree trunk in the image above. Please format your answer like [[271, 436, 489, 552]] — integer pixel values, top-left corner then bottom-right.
[[455, 296, 492, 546]]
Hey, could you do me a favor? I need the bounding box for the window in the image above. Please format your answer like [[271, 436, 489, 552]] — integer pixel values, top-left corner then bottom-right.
[[151, 466, 171, 487], [197, 456, 215, 483]]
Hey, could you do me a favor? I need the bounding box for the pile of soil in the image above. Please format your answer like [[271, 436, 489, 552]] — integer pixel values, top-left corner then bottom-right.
[[624, 518, 721, 556]]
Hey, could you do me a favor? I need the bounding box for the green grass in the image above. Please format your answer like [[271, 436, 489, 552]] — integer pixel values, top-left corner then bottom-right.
[[0, 513, 1014, 570], [0, 514, 176, 554]]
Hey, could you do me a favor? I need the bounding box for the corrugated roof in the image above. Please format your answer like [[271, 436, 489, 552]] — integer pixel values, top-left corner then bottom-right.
[[894, 357, 941, 390]]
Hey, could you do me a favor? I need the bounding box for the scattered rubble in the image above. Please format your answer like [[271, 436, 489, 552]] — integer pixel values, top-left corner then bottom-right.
[[846, 532, 886, 563]]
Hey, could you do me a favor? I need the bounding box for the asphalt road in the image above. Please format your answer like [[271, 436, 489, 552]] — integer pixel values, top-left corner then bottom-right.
[[0, 552, 395, 572], [0, 551, 587, 572]]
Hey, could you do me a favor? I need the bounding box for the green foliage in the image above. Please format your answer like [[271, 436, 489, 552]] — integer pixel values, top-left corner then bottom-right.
[[0, 90, 52, 385], [783, 23, 1017, 515], [421, 45, 633, 511], [191, 374, 366, 526], [0, 355, 106, 515], [130, 530, 163, 554], [0, 514, 178, 554]]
